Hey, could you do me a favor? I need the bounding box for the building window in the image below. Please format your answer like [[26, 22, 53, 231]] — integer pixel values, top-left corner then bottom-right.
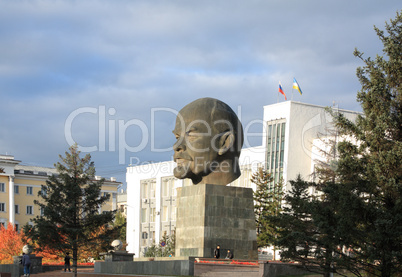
[[171, 182, 177, 197], [0, 183, 5, 192], [162, 206, 168, 222], [15, 205, 19, 214], [141, 182, 149, 199], [162, 180, 169, 197], [0, 203, 5, 212], [171, 207, 177, 221], [150, 182, 156, 199], [150, 208, 156, 223], [27, 186, 33, 195], [26, 206, 33, 215], [141, 179, 156, 200], [162, 178, 176, 197], [15, 224, 19, 232], [14, 185, 19, 194], [141, 208, 147, 223], [266, 119, 286, 184]]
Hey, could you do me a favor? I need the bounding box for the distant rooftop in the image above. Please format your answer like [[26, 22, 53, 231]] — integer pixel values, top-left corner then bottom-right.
[[1, 154, 119, 183], [0, 154, 15, 160], [0, 154, 21, 163], [15, 164, 58, 175]]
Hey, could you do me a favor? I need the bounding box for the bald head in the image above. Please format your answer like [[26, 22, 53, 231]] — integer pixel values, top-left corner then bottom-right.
[[172, 98, 243, 185]]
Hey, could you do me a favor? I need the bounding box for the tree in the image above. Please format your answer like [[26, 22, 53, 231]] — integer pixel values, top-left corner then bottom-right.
[[113, 211, 127, 244], [275, 175, 313, 266], [0, 223, 28, 264], [79, 225, 123, 261], [278, 11, 402, 277], [24, 144, 120, 277], [313, 122, 341, 184], [330, 10, 402, 277], [143, 233, 175, 257], [251, 167, 283, 260]]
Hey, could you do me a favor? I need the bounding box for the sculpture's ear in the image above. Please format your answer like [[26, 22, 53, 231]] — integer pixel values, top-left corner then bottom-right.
[[218, 131, 235, 155]]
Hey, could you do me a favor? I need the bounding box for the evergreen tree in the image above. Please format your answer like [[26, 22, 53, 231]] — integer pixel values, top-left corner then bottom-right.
[[275, 12, 401, 277], [275, 175, 312, 265], [24, 145, 119, 277], [330, 11, 402, 277], [251, 167, 283, 259], [313, 123, 341, 184], [252, 167, 272, 237], [143, 233, 175, 257], [276, 176, 364, 277]]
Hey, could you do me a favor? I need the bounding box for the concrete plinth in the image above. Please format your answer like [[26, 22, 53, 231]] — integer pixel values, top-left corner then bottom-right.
[[95, 257, 195, 276], [13, 254, 42, 274], [175, 184, 257, 259], [102, 251, 134, 262]]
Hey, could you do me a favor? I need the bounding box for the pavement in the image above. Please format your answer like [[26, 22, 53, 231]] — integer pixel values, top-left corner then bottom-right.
[[29, 267, 93, 276], [31, 268, 175, 277]]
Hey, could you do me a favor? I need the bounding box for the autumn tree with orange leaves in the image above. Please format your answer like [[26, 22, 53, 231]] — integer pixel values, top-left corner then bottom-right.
[[0, 223, 28, 264]]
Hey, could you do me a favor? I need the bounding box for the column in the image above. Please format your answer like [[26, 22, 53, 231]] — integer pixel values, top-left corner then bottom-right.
[[9, 176, 15, 225], [154, 177, 161, 245]]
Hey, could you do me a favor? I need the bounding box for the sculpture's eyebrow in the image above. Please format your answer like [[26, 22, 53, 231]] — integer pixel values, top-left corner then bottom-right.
[[186, 126, 198, 132]]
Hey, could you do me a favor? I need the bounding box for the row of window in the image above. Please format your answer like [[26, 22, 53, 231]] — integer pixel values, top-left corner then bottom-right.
[[0, 183, 114, 198], [266, 120, 286, 184], [140, 178, 179, 199], [141, 230, 174, 246], [141, 206, 177, 223], [0, 203, 35, 215], [0, 183, 35, 195], [0, 222, 20, 231]]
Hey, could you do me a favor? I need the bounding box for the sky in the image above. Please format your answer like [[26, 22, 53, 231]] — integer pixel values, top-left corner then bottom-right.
[[0, 0, 400, 188]]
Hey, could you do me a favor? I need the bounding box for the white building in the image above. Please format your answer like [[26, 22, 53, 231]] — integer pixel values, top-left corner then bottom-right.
[[125, 101, 360, 257]]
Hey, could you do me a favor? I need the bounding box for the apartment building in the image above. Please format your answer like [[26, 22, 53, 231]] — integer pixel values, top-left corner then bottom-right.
[[0, 155, 121, 231]]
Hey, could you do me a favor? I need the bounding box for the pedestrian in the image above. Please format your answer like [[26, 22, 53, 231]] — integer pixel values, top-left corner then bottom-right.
[[64, 252, 71, 272], [214, 245, 220, 259], [22, 252, 31, 277], [225, 250, 233, 259]]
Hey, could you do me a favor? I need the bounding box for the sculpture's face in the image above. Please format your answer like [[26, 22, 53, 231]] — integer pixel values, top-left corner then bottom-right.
[[172, 103, 220, 184]]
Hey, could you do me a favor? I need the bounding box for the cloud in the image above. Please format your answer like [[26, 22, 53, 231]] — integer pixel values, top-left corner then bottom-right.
[[0, 0, 400, 185]]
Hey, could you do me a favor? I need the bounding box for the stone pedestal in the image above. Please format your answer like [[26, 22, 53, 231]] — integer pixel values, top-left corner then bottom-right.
[[13, 254, 42, 274], [101, 251, 134, 262], [175, 184, 257, 259]]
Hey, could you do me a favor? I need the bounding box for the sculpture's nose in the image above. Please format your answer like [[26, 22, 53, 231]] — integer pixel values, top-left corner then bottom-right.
[[173, 137, 186, 151]]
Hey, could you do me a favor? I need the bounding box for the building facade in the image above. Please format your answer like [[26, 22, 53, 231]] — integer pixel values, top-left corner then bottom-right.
[[0, 155, 121, 231], [125, 101, 360, 257]]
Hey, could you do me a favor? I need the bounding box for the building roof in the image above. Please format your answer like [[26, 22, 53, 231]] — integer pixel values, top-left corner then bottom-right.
[[15, 164, 58, 174]]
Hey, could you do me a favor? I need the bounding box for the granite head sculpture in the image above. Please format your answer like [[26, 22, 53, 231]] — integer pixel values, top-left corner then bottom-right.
[[172, 97, 243, 185]]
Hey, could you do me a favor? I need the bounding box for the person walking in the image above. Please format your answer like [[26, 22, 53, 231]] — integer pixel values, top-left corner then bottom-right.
[[22, 252, 31, 277], [214, 245, 220, 259], [64, 252, 71, 272]]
